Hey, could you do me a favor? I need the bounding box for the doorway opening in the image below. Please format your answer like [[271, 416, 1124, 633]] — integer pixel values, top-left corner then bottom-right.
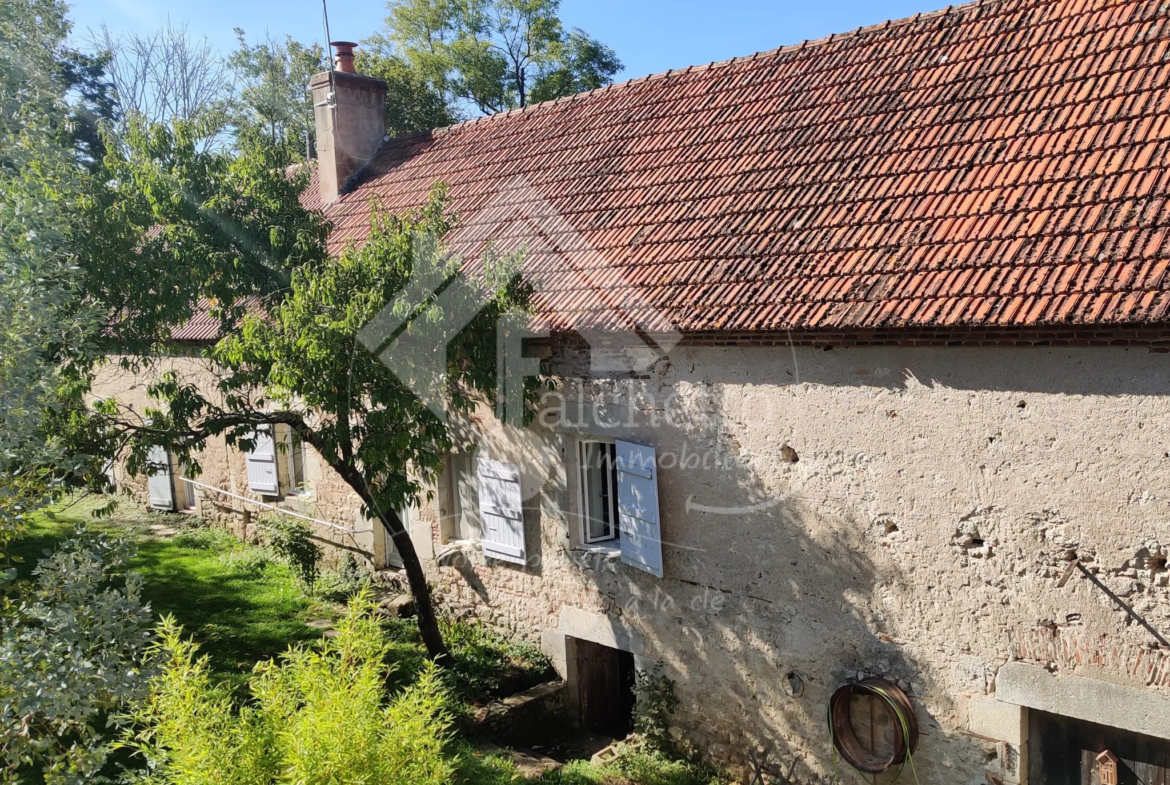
[[572, 638, 636, 738], [1029, 709, 1170, 784]]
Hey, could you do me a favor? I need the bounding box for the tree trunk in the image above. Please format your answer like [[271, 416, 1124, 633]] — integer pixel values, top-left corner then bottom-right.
[[380, 507, 453, 666], [305, 436, 453, 666]]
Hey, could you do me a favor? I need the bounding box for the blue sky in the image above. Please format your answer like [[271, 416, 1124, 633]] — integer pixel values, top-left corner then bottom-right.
[[68, 0, 947, 81]]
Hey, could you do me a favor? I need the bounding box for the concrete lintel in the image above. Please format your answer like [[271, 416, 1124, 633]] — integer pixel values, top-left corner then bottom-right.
[[997, 662, 1170, 741], [558, 606, 645, 655], [968, 695, 1028, 746]]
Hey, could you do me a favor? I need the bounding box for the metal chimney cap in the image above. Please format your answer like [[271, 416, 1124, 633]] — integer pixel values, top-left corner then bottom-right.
[[330, 41, 359, 74]]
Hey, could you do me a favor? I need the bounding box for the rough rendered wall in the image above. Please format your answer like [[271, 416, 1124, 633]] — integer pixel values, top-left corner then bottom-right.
[[90, 357, 380, 566], [423, 344, 1170, 784]]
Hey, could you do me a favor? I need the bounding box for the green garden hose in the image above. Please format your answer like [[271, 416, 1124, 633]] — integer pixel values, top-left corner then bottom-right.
[[828, 677, 921, 783]]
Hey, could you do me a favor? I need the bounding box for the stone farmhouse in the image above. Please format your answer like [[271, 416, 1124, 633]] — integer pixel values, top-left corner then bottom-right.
[[96, 0, 1170, 782]]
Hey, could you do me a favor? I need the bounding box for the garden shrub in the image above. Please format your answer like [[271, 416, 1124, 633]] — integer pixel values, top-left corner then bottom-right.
[[218, 546, 273, 578], [172, 526, 239, 551], [0, 527, 156, 784], [457, 746, 727, 785], [380, 615, 554, 702], [633, 663, 680, 754], [605, 747, 727, 785], [260, 516, 321, 590], [172, 523, 274, 577], [314, 553, 369, 603], [440, 618, 553, 700], [124, 587, 455, 785]]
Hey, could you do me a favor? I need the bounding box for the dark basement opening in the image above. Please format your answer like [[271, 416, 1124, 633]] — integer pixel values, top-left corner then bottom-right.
[[573, 638, 636, 739]]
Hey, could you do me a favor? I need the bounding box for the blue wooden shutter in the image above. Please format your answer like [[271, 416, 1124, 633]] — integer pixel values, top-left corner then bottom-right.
[[476, 458, 526, 565], [146, 445, 175, 511], [245, 426, 279, 495], [616, 440, 663, 578]]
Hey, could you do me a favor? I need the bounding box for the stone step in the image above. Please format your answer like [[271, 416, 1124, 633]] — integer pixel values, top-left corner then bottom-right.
[[478, 742, 563, 780], [375, 592, 416, 618]]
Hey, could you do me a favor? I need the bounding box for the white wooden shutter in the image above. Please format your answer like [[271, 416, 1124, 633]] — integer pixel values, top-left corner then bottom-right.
[[616, 440, 663, 578], [476, 458, 526, 565], [146, 445, 175, 511], [245, 426, 279, 495]]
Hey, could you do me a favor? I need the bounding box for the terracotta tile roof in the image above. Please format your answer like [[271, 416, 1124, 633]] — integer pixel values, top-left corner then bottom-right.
[[315, 0, 1170, 333], [169, 298, 264, 342]]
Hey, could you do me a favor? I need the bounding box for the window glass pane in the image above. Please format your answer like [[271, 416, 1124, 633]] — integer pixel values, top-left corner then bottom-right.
[[582, 442, 614, 542], [451, 455, 480, 541], [182, 477, 197, 510], [289, 432, 306, 491]]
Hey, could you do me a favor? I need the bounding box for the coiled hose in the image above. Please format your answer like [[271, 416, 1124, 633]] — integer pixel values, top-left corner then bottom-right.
[[828, 677, 920, 783]]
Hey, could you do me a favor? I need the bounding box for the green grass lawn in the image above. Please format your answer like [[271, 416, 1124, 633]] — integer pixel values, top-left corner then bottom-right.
[[8, 496, 720, 785], [9, 494, 337, 689]]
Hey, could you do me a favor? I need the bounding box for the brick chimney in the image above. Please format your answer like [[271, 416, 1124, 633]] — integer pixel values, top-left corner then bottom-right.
[[310, 42, 387, 204]]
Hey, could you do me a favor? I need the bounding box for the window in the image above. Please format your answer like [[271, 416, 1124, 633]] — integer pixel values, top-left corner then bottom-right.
[[577, 438, 665, 578], [177, 468, 197, 511], [476, 458, 526, 564], [286, 429, 307, 494], [579, 440, 619, 544], [446, 454, 480, 542], [383, 506, 410, 569]]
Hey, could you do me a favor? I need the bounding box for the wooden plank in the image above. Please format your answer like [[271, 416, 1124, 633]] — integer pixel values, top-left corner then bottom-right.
[[576, 640, 622, 735], [1031, 708, 1170, 785]]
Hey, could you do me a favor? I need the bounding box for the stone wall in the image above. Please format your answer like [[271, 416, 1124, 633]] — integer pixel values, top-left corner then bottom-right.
[[415, 343, 1170, 784], [91, 357, 385, 567], [93, 344, 1170, 783]]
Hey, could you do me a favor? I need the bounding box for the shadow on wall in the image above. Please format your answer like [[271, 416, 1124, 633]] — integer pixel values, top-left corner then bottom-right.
[[666, 344, 1170, 397], [569, 383, 954, 784], [435, 338, 1170, 782], [451, 367, 980, 784]]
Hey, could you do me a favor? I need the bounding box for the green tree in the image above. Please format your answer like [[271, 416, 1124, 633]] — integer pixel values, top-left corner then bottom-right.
[[355, 42, 456, 136], [229, 30, 454, 153], [379, 0, 622, 115], [74, 112, 530, 662], [79, 118, 330, 357], [58, 47, 120, 170], [0, 0, 107, 538], [122, 189, 527, 664], [229, 30, 325, 155]]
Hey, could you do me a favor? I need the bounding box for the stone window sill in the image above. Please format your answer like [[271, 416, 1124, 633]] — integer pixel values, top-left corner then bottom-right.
[[573, 543, 621, 558], [436, 540, 480, 566]]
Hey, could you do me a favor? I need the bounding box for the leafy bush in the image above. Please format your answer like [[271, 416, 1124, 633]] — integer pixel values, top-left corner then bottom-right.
[[0, 527, 156, 784], [375, 615, 553, 702], [604, 747, 726, 785], [172, 523, 274, 577], [633, 663, 680, 753], [314, 553, 369, 603], [439, 618, 552, 701], [456, 745, 727, 785], [172, 525, 239, 551], [261, 516, 321, 589], [218, 546, 273, 578], [124, 588, 455, 785]]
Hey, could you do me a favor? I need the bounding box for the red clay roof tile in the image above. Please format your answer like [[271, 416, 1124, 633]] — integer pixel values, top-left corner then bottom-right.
[[293, 0, 1170, 335]]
